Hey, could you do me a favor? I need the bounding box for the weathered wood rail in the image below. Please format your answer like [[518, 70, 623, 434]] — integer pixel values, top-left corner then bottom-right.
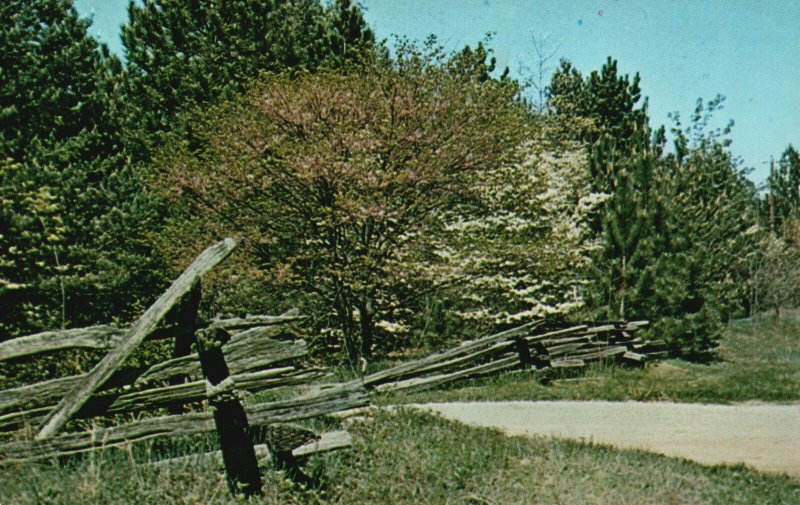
[[0, 240, 362, 498], [352, 320, 664, 394]]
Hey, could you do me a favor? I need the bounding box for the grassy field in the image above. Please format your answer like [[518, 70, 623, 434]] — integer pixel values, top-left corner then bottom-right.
[[1, 409, 798, 504], [2, 316, 799, 504], [386, 315, 800, 405]]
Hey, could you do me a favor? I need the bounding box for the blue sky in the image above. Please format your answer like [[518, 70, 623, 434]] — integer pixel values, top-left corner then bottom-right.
[[74, 0, 799, 183]]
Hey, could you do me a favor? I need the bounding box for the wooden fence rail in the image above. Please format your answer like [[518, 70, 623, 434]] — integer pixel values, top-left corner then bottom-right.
[[0, 239, 360, 498], [354, 320, 663, 395]]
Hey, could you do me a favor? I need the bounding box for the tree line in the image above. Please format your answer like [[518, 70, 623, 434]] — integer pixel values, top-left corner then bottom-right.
[[2, 0, 798, 365]]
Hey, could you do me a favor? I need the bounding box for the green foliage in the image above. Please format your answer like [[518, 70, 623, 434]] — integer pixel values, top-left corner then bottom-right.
[[767, 144, 800, 229], [0, 0, 149, 338], [548, 57, 648, 144], [120, 0, 375, 155], [588, 132, 661, 321], [412, 295, 462, 351], [0, 0, 776, 366], [0, 0, 173, 340], [550, 58, 758, 357], [650, 97, 759, 355], [155, 39, 529, 364], [550, 57, 755, 355], [0, 0, 121, 160], [751, 218, 800, 317]]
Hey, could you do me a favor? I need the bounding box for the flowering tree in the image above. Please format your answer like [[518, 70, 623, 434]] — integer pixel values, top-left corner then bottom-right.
[[417, 128, 603, 332], [158, 44, 529, 363]]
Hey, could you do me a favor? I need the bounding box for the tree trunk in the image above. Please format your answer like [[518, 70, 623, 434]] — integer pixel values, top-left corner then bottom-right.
[[619, 253, 627, 320], [334, 292, 358, 366], [357, 294, 374, 360]]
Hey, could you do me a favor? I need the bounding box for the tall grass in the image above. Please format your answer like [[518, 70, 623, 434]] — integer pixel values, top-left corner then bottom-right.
[[2, 410, 797, 504]]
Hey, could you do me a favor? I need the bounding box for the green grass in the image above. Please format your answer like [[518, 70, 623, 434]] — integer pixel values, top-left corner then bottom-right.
[[1, 409, 797, 504], [386, 315, 800, 405]]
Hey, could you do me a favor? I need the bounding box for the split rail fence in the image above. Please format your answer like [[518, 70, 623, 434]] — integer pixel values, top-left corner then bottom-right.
[[355, 320, 666, 395], [0, 239, 668, 496], [0, 239, 367, 497]]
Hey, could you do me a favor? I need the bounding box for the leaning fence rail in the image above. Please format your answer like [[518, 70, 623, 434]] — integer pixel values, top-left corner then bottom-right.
[[0, 239, 364, 498]]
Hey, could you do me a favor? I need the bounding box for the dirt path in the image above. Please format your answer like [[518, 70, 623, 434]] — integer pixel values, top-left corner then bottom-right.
[[412, 401, 800, 477]]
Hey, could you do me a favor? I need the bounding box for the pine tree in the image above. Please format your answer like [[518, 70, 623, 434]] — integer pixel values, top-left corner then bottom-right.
[[548, 58, 658, 321], [120, 0, 375, 155], [583, 57, 648, 143], [645, 97, 759, 356], [589, 131, 661, 320], [0, 0, 166, 339], [547, 59, 756, 356], [768, 145, 800, 229], [547, 57, 648, 145]]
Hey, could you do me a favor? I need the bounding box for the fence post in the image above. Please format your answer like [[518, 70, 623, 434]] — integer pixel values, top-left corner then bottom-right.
[[195, 326, 262, 497], [168, 283, 202, 414], [513, 337, 532, 370], [530, 341, 551, 369]]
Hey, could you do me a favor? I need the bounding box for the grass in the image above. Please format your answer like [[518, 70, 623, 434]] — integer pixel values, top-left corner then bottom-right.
[[1, 409, 797, 504], [385, 314, 800, 405]]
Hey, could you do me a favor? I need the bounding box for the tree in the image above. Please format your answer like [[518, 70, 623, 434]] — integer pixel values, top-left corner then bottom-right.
[[155, 42, 529, 364], [547, 57, 662, 321], [752, 228, 800, 319], [120, 0, 374, 155], [645, 97, 759, 355], [587, 132, 662, 320], [548, 56, 756, 356], [519, 32, 562, 113], [0, 0, 171, 341], [768, 145, 800, 230], [547, 57, 649, 145], [425, 130, 602, 331], [0, 0, 150, 338], [0, 0, 120, 161]]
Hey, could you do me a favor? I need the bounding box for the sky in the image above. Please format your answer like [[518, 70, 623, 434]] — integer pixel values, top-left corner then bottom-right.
[[74, 0, 799, 183]]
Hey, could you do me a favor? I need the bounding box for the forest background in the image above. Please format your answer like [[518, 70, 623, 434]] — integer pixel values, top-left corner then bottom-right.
[[2, 0, 799, 368]]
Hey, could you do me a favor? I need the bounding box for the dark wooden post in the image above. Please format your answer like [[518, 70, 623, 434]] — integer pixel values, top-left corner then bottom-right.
[[513, 337, 532, 370], [195, 326, 262, 497], [168, 283, 202, 414], [530, 342, 551, 369]]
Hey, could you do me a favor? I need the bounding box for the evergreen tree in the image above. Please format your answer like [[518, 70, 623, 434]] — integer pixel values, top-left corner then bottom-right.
[[645, 97, 758, 356], [549, 57, 660, 321], [768, 144, 800, 229], [583, 57, 648, 143], [547, 58, 755, 356], [120, 0, 374, 155], [588, 131, 662, 320], [548, 57, 649, 145], [0, 0, 164, 339]]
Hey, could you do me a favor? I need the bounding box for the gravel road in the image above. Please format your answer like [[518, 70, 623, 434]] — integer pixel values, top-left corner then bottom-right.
[[413, 401, 800, 477]]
